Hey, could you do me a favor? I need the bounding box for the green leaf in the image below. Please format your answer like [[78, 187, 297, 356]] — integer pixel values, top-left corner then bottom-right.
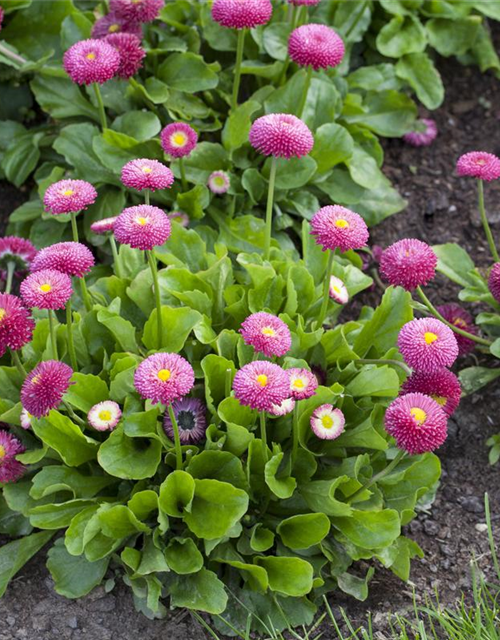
[[459, 366, 500, 395], [142, 305, 202, 352], [47, 538, 108, 598], [201, 355, 235, 413], [426, 16, 481, 57], [344, 91, 417, 137], [0, 531, 54, 597], [300, 478, 353, 517], [396, 53, 444, 109], [264, 451, 296, 499], [165, 538, 204, 575], [29, 499, 96, 530], [433, 243, 478, 287], [277, 513, 331, 549], [376, 15, 427, 58], [159, 470, 195, 517], [262, 22, 290, 61], [1, 132, 41, 187], [346, 365, 400, 398], [222, 100, 261, 151], [310, 123, 354, 174], [187, 450, 247, 490], [337, 568, 374, 601], [64, 373, 109, 413], [30, 466, 115, 500], [335, 509, 401, 549], [112, 111, 161, 141], [32, 411, 98, 467], [98, 428, 162, 480], [31, 72, 99, 122], [255, 557, 313, 597], [168, 569, 227, 614], [159, 53, 219, 93], [99, 505, 150, 538]]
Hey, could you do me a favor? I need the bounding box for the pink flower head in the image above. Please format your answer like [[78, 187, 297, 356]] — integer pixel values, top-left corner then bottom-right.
[[289, 24, 344, 71], [134, 353, 194, 405], [208, 171, 230, 195], [31, 242, 95, 279], [0, 236, 37, 273], [310, 205, 369, 253], [114, 205, 171, 250], [0, 430, 25, 484], [168, 211, 190, 228], [90, 216, 118, 235], [398, 318, 459, 373], [88, 400, 122, 431], [0, 294, 35, 356], [401, 369, 461, 417], [288, 368, 318, 400], [379, 238, 437, 291], [212, 0, 272, 29], [233, 361, 289, 412], [110, 0, 164, 23], [121, 158, 174, 192], [249, 113, 314, 159], [91, 12, 143, 39], [385, 393, 448, 455], [44, 179, 97, 215], [329, 276, 349, 304], [160, 122, 198, 159], [0, 7, 3, 31], [104, 32, 145, 79], [436, 303, 478, 356], [20, 269, 73, 310], [63, 38, 120, 85], [288, 0, 321, 4], [269, 397, 296, 417], [310, 404, 345, 440], [403, 119, 438, 147], [163, 397, 207, 444], [488, 263, 500, 303], [240, 312, 292, 358], [21, 360, 74, 419], [456, 151, 500, 182], [20, 408, 32, 430]]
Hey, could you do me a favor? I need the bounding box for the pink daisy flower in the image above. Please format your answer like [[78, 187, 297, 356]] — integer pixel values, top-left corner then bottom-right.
[[88, 400, 122, 431], [488, 263, 500, 303], [398, 318, 459, 373], [31, 242, 95, 279], [385, 393, 448, 455], [269, 397, 296, 417], [168, 211, 190, 228], [329, 276, 349, 304], [288, 368, 318, 401], [114, 205, 171, 250], [0, 236, 37, 273], [0, 294, 35, 357], [90, 216, 118, 235], [249, 113, 314, 159], [104, 32, 146, 79], [134, 353, 195, 405], [121, 158, 174, 192], [110, 0, 164, 23], [21, 360, 74, 419], [91, 12, 143, 39], [289, 24, 345, 71], [233, 361, 290, 412], [20, 269, 73, 310], [310, 404, 345, 440], [456, 151, 500, 182], [240, 312, 292, 358], [212, 0, 273, 29], [208, 171, 230, 195], [163, 397, 207, 444], [20, 408, 32, 430], [379, 238, 437, 291], [403, 119, 438, 147], [0, 430, 25, 484], [160, 123, 198, 159], [63, 39, 120, 85], [44, 179, 97, 215], [401, 369, 461, 417], [436, 303, 478, 356], [310, 205, 369, 253]]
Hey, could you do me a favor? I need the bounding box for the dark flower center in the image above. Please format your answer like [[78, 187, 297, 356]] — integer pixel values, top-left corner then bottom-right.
[[177, 410, 196, 431]]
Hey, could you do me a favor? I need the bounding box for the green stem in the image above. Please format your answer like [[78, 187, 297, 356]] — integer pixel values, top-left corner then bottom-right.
[[147, 250, 162, 349], [63, 401, 85, 426], [225, 368, 232, 398], [0, 43, 27, 66], [316, 251, 335, 328], [260, 411, 269, 464], [144, 189, 150, 206], [93, 82, 107, 131], [66, 301, 78, 371], [297, 65, 313, 119], [48, 309, 58, 360], [231, 28, 246, 111], [11, 350, 27, 377], [263, 156, 278, 261], [109, 235, 123, 279], [168, 403, 183, 470], [5, 261, 15, 294], [416, 286, 492, 346], [356, 358, 412, 377], [70, 211, 79, 242], [179, 157, 187, 190], [291, 402, 299, 468], [80, 277, 92, 312], [348, 450, 406, 504], [345, 0, 368, 39], [478, 179, 499, 263]]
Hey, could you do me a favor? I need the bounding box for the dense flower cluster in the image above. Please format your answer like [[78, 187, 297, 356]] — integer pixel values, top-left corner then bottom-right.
[[134, 353, 195, 405], [160, 123, 198, 158], [288, 368, 318, 400], [403, 119, 438, 147], [401, 369, 461, 417], [456, 151, 500, 182], [0, 430, 25, 484], [114, 205, 171, 250], [121, 158, 174, 192], [310, 205, 369, 253], [104, 32, 145, 79], [91, 12, 142, 39], [44, 180, 97, 215], [249, 114, 314, 159], [488, 263, 500, 303], [31, 242, 95, 279], [90, 217, 118, 235], [436, 303, 478, 356], [212, 0, 273, 29], [0, 294, 35, 356], [20, 269, 73, 310], [233, 361, 290, 412], [0, 236, 37, 273], [310, 405, 345, 440], [380, 238, 437, 291], [240, 312, 291, 358], [21, 360, 74, 418], [110, 0, 164, 23], [398, 318, 459, 373], [88, 401, 122, 431], [288, 24, 345, 70], [63, 39, 120, 85]]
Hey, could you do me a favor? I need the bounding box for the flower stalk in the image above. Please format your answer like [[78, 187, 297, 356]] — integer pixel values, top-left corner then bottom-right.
[[168, 403, 183, 470], [263, 156, 278, 261]]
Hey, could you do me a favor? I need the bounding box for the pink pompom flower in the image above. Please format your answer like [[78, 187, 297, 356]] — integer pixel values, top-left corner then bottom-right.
[[401, 369, 461, 417], [134, 353, 195, 405], [403, 119, 438, 147], [31, 242, 95, 279], [398, 318, 459, 373], [63, 38, 120, 85], [0, 430, 25, 484], [20, 408, 32, 430], [20, 269, 73, 310], [21, 360, 74, 419], [208, 171, 230, 195], [88, 400, 122, 431], [233, 361, 290, 412], [121, 158, 174, 192], [104, 32, 145, 79], [168, 211, 190, 228], [0, 293, 35, 356], [380, 238, 437, 291], [385, 393, 448, 455], [0, 236, 37, 273], [310, 205, 369, 253], [160, 123, 198, 159], [110, 0, 164, 23], [90, 216, 118, 235], [114, 205, 171, 251], [329, 276, 349, 304], [488, 263, 500, 303], [91, 12, 143, 39], [288, 368, 318, 401], [249, 113, 314, 159], [289, 24, 345, 71], [163, 397, 207, 444], [436, 303, 478, 356], [269, 397, 296, 417], [240, 312, 292, 358], [456, 151, 500, 182], [212, 0, 272, 29], [44, 179, 97, 215], [310, 404, 345, 440]]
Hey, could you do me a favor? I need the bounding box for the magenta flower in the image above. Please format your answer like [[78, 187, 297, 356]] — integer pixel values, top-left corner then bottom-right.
[[20, 269, 73, 310], [114, 205, 171, 250], [289, 24, 344, 71], [160, 123, 198, 159], [88, 400, 122, 431], [269, 397, 296, 417], [329, 276, 349, 304], [310, 404, 345, 440], [135, 353, 195, 405], [436, 303, 478, 356], [208, 171, 230, 195], [63, 38, 120, 85], [310, 205, 369, 253], [121, 158, 174, 192], [401, 369, 461, 417], [110, 0, 164, 23], [233, 361, 289, 412], [249, 114, 314, 159], [21, 360, 74, 419], [456, 151, 500, 182], [0, 293, 35, 356], [403, 119, 438, 147], [398, 318, 459, 373], [288, 368, 318, 401], [168, 211, 190, 228], [91, 12, 143, 39], [380, 238, 437, 291], [212, 0, 272, 29], [104, 32, 146, 79], [44, 179, 97, 215], [20, 408, 32, 430], [488, 263, 500, 303], [90, 216, 118, 235], [31, 242, 95, 279], [385, 393, 448, 455], [0, 7, 3, 31], [240, 312, 292, 358], [163, 397, 207, 444], [0, 236, 37, 273], [0, 430, 25, 484]]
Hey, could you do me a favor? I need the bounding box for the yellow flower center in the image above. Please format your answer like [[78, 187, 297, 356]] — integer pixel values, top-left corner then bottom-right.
[[432, 395, 447, 407], [158, 369, 171, 382], [40, 284, 52, 293], [454, 318, 467, 329], [0, 308, 5, 322], [335, 219, 349, 229], [171, 132, 187, 147], [321, 415, 334, 429], [136, 217, 148, 226], [0, 445, 5, 459], [62, 189, 74, 196], [31, 375, 40, 385], [256, 374, 268, 387], [424, 332, 438, 345], [214, 177, 225, 186], [86, 52, 96, 60], [108, 24, 120, 32], [333, 286, 340, 294], [410, 407, 427, 425], [261, 327, 276, 337], [99, 410, 112, 421], [476, 158, 486, 166], [292, 378, 305, 389], [142, 166, 153, 174]]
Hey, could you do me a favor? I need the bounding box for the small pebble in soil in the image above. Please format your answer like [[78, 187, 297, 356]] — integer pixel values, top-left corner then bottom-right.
[[461, 496, 484, 514], [423, 520, 440, 536], [66, 616, 78, 629], [475, 523, 488, 532]]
